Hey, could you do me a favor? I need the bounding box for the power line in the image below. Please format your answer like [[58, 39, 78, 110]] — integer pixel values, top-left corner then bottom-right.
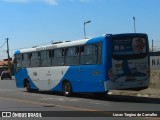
[[0, 40, 7, 49]]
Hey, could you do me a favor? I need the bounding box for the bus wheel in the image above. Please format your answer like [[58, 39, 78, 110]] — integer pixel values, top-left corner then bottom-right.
[[26, 81, 32, 92], [63, 82, 72, 97]]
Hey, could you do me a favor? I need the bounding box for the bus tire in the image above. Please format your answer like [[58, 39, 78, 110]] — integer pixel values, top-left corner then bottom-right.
[[62, 82, 72, 97], [26, 81, 32, 92]]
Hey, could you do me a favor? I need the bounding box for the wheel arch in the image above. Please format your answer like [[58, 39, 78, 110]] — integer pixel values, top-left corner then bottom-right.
[[62, 79, 73, 90], [62, 79, 73, 97], [62, 79, 71, 87], [24, 78, 29, 87]]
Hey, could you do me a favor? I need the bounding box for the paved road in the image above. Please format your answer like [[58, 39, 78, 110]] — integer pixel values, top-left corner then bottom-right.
[[0, 80, 160, 120]]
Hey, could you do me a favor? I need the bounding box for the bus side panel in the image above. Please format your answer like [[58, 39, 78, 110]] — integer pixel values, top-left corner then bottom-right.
[[15, 68, 38, 90], [54, 37, 108, 93], [15, 72, 24, 88], [15, 69, 27, 88], [57, 65, 106, 93], [26, 66, 69, 91]]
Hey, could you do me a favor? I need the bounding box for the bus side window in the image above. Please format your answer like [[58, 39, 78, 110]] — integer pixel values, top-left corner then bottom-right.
[[65, 47, 79, 65], [41, 50, 52, 67], [80, 46, 84, 55], [52, 50, 54, 58], [28, 53, 32, 60], [80, 44, 98, 65], [48, 50, 52, 58], [22, 53, 30, 67], [52, 49, 64, 66], [31, 52, 40, 67], [14, 54, 22, 69]]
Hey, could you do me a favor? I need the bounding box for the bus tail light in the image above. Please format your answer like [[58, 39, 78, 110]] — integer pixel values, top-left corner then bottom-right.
[[108, 70, 113, 78]]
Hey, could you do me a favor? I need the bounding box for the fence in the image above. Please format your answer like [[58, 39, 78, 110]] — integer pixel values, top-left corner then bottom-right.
[[150, 52, 160, 89]]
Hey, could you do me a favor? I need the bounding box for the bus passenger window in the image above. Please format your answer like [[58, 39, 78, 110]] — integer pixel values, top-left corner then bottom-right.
[[52, 50, 54, 58], [80, 46, 84, 55], [65, 47, 79, 65], [52, 49, 64, 66], [41, 51, 52, 67], [80, 44, 98, 65], [22, 53, 31, 67], [28, 53, 32, 60], [31, 52, 40, 67], [14, 54, 22, 69], [48, 51, 52, 58]]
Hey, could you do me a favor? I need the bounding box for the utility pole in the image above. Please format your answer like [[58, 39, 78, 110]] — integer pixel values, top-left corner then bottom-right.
[[152, 39, 154, 52], [133, 17, 136, 33], [6, 38, 10, 71]]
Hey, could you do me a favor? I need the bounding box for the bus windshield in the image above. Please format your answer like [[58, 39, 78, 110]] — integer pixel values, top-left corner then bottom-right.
[[112, 36, 148, 60]]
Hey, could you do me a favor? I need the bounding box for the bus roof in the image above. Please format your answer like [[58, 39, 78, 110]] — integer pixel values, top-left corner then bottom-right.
[[15, 38, 90, 54], [14, 33, 148, 55]]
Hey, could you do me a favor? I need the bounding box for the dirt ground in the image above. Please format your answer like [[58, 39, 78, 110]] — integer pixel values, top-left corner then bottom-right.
[[150, 70, 160, 89]]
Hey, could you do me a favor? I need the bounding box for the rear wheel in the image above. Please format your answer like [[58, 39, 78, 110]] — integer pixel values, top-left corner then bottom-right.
[[26, 81, 32, 92], [63, 82, 72, 97]]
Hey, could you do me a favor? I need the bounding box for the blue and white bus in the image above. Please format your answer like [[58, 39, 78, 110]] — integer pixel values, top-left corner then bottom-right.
[[14, 33, 150, 96]]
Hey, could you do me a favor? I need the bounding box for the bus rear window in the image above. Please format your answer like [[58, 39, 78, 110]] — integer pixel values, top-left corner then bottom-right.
[[112, 37, 147, 60]]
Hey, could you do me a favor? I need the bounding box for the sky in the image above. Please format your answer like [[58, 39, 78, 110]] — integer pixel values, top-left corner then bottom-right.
[[0, 0, 160, 59]]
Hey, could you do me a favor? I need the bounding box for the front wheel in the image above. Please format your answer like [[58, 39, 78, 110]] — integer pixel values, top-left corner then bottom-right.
[[63, 82, 72, 97]]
